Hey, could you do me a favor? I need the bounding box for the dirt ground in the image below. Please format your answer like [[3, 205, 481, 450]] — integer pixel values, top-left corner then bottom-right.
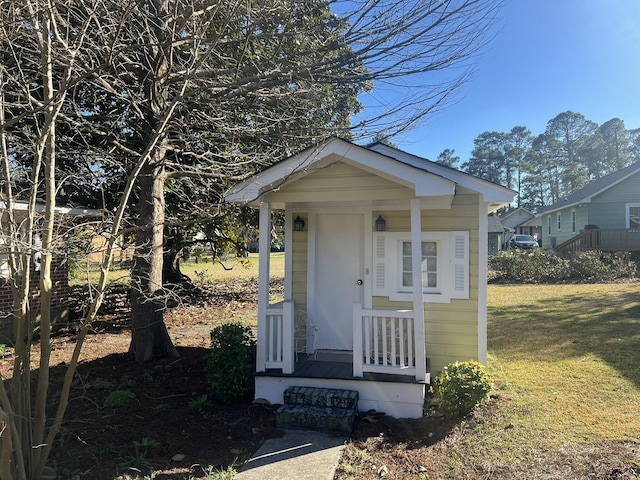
[[2, 280, 640, 479]]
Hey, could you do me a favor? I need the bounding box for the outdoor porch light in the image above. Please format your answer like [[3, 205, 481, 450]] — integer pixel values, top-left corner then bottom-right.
[[294, 215, 305, 231], [375, 214, 386, 231]]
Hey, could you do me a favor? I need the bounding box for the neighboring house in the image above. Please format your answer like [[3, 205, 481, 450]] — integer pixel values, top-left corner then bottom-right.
[[537, 162, 640, 253], [487, 215, 505, 255], [225, 137, 515, 418], [499, 207, 541, 246], [0, 201, 100, 343], [89, 233, 135, 265]]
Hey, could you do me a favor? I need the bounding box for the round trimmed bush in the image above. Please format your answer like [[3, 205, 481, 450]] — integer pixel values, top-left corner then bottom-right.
[[434, 360, 492, 417]]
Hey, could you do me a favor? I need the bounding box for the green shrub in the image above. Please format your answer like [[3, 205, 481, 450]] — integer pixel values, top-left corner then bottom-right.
[[489, 249, 637, 283], [104, 390, 136, 408], [205, 323, 256, 404], [188, 394, 210, 412], [433, 361, 492, 417]]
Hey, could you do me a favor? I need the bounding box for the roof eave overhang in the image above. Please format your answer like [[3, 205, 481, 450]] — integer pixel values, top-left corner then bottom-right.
[[536, 198, 591, 217], [225, 137, 458, 206]]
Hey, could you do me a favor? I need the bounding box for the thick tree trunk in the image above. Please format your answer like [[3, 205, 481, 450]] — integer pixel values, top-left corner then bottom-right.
[[129, 153, 178, 362], [162, 229, 192, 286]]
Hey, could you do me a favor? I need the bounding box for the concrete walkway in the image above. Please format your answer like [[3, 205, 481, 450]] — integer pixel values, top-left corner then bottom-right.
[[235, 429, 347, 480]]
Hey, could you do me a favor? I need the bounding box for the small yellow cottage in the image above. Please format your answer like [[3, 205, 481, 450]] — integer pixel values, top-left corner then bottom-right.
[[225, 137, 515, 418]]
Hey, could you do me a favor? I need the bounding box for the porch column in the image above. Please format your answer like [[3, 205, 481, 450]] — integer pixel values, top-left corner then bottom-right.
[[410, 199, 427, 382], [477, 202, 489, 365], [256, 203, 271, 372]]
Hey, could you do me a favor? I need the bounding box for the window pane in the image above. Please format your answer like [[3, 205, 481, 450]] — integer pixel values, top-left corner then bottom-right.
[[400, 240, 438, 291], [426, 257, 437, 271], [422, 242, 437, 256], [630, 207, 640, 228], [402, 256, 412, 270]]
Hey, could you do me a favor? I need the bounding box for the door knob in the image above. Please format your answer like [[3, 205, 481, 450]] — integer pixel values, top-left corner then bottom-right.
[[357, 279, 363, 285]]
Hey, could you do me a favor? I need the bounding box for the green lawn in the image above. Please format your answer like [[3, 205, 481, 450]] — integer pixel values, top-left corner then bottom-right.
[[70, 252, 285, 287], [180, 252, 284, 283], [459, 283, 640, 468]]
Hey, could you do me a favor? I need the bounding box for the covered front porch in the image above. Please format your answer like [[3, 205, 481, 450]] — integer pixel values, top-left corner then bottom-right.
[[255, 345, 428, 418], [259, 300, 429, 382]]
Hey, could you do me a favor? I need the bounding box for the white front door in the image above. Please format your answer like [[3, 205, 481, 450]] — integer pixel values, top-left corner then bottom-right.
[[313, 213, 364, 351]]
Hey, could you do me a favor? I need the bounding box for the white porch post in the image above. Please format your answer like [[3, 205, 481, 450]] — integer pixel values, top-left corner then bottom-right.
[[283, 209, 293, 299], [282, 300, 295, 373], [410, 199, 427, 382], [477, 201, 489, 365], [256, 203, 271, 372], [353, 303, 363, 377]]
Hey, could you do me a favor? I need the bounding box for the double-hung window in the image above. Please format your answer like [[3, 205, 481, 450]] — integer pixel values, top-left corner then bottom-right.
[[627, 203, 640, 228], [373, 231, 468, 303], [400, 240, 439, 293]]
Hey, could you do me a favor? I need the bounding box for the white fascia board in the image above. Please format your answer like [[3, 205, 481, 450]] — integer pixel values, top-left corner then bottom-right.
[[225, 137, 456, 204], [53, 206, 103, 217], [225, 139, 343, 203], [369, 143, 517, 204], [0, 201, 102, 217]]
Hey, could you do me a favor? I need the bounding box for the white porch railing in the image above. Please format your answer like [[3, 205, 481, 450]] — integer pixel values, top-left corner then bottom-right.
[[262, 300, 295, 374], [353, 304, 417, 377]]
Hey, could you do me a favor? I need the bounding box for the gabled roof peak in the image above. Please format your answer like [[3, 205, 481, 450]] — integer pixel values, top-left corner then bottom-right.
[[225, 136, 515, 210]]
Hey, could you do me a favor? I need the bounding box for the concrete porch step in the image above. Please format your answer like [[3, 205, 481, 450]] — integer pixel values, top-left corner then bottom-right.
[[276, 386, 359, 435], [283, 386, 359, 410]]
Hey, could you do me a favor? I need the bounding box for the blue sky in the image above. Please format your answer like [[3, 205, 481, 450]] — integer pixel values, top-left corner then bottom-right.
[[376, 0, 640, 162]]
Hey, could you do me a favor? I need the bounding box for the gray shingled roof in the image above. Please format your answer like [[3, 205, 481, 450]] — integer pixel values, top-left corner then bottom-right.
[[488, 215, 504, 233], [537, 162, 640, 215]]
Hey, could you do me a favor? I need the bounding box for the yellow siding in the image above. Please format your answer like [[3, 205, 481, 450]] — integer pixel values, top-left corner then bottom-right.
[[288, 195, 482, 375], [266, 162, 414, 204], [374, 194, 481, 374]]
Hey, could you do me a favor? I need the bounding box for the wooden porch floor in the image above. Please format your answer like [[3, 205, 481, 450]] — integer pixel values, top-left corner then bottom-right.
[[257, 352, 426, 384]]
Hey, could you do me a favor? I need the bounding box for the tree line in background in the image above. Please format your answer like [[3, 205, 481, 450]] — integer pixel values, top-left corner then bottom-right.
[[436, 111, 640, 211]]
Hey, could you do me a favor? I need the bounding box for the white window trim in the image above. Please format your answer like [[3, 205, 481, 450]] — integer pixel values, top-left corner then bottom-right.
[[571, 209, 576, 234], [557, 212, 562, 231], [627, 203, 640, 228], [547, 215, 551, 235], [372, 231, 469, 303], [395, 232, 448, 298]]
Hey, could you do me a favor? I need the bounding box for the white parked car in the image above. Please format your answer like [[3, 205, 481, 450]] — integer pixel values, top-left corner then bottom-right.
[[508, 235, 539, 250]]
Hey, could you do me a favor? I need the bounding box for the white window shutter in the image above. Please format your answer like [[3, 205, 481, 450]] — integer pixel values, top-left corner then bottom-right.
[[451, 231, 469, 299], [372, 233, 388, 296]]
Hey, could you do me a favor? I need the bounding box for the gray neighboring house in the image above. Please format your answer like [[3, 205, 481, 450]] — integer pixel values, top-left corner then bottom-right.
[[536, 162, 640, 253], [487, 215, 505, 255], [498, 207, 541, 247]]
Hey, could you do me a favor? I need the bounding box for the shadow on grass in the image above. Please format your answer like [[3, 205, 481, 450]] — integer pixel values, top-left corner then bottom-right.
[[489, 286, 640, 387]]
